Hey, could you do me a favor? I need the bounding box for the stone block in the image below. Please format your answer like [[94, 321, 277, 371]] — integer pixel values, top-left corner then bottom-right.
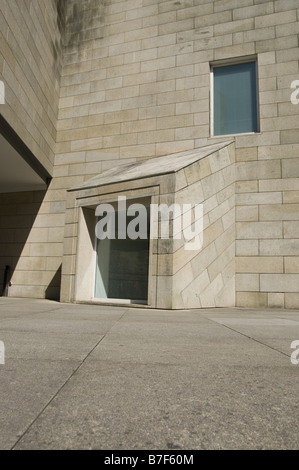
[[214, 43, 256, 60], [137, 129, 174, 145], [243, 27, 276, 43], [236, 192, 282, 205], [202, 218, 224, 249], [236, 221, 283, 239], [208, 243, 234, 282], [8, 285, 45, 299], [208, 196, 229, 223], [215, 276, 235, 307], [177, 4, 213, 21], [16, 257, 47, 272], [46, 257, 63, 272], [236, 257, 283, 274], [34, 214, 65, 229], [235, 132, 280, 148], [214, 224, 235, 256], [199, 273, 224, 308], [158, 0, 193, 14], [236, 162, 258, 181], [236, 292, 268, 308], [142, 33, 176, 50], [283, 191, 299, 204], [261, 274, 299, 293], [268, 293, 285, 308], [274, 0, 299, 12], [260, 204, 299, 221], [156, 140, 194, 156], [236, 274, 259, 292], [259, 178, 298, 192], [125, 25, 158, 42], [285, 293, 299, 309], [61, 252, 77, 277], [258, 144, 299, 160], [276, 47, 299, 63], [281, 130, 299, 145], [48, 227, 65, 244], [141, 56, 175, 73], [140, 80, 175, 96], [156, 275, 173, 309], [236, 147, 258, 162], [285, 257, 299, 273], [276, 20, 299, 37], [214, 18, 254, 35], [157, 114, 193, 130], [260, 104, 278, 118], [29, 243, 63, 258], [214, 0, 253, 12], [260, 239, 299, 256], [255, 10, 296, 28], [236, 206, 258, 222], [158, 64, 194, 81], [172, 261, 196, 295], [236, 181, 259, 194], [180, 270, 210, 309], [194, 34, 232, 51], [282, 159, 299, 178], [236, 240, 259, 256], [59, 274, 75, 303]]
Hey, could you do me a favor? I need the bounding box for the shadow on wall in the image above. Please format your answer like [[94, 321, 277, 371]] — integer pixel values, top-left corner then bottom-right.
[[0, 190, 61, 301], [57, 0, 108, 50], [45, 265, 62, 301]]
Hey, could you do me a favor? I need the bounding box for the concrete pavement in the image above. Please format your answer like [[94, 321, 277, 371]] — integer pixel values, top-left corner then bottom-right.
[[0, 297, 298, 450]]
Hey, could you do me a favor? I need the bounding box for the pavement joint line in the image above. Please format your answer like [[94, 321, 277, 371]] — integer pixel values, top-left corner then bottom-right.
[[10, 308, 128, 450], [276, 315, 299, 324], [0, 304, 125, 324], [208, 318, 292, 359], [0, 306, 67, 323], [0, 310, 126, 334]]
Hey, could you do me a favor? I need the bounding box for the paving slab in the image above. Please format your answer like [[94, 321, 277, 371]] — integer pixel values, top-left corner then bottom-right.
[[0, 330, 104, 361], [12, 359, 299, 450], [0, 359, 79, 450], [205, 313, 299, 357], [0, 298, 298, 450]]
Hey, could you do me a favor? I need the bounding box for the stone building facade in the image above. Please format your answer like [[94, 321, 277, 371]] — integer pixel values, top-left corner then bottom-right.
[[0, 0, 299, 309]]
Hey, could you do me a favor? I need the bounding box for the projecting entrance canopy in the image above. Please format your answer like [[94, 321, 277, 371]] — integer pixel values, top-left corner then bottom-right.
[[70, 141, 233, 192], [62, 141, 236, 309]]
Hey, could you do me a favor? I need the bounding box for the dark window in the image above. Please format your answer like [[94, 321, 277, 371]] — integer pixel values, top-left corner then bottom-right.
[[213, 61, 258, 136]]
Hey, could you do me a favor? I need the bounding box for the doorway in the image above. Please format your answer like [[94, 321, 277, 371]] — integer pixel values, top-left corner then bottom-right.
[[94, 207, 150, 304]]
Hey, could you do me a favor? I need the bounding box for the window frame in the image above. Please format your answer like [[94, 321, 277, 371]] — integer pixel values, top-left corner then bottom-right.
[[210, 56, 260, 138]]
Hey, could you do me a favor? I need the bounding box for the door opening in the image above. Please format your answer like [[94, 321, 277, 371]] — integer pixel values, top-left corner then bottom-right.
[[94, 207, 150, 304]]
